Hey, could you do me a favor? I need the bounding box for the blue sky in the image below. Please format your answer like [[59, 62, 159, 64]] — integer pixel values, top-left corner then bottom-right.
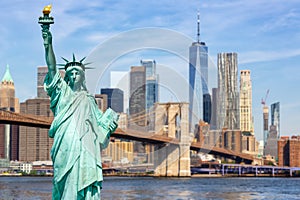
[[0, 0, 300, 140]]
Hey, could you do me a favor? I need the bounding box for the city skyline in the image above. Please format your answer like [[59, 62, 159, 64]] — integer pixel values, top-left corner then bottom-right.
[[0, 1, 299, 140]]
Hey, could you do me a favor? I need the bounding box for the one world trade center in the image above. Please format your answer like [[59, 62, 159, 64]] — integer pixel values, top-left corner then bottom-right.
[[189, 13, 211, 131]]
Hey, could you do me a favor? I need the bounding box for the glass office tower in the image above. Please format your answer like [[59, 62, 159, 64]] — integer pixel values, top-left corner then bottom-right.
[[271, 102, 280, 138], [189, 13, 211, 130], [140, 60, 158, 111]]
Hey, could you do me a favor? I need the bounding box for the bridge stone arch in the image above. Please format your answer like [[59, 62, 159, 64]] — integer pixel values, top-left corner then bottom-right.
[[154, 102, 191, 177]]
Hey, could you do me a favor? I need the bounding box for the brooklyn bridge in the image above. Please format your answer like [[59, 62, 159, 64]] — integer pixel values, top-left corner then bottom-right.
[[0, 102, 255, 176]]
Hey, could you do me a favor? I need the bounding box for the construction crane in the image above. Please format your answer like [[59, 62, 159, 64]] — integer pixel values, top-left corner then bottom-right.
[[261, 89, 270, 106]]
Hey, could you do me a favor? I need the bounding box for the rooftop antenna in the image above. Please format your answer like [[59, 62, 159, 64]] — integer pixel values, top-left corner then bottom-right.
[[197, 11, 200, 43]]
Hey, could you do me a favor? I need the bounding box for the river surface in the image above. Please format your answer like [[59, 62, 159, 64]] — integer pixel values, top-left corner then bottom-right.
[[0, 176, 300, 200]]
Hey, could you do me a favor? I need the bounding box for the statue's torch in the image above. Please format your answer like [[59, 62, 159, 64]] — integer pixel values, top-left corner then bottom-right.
[[38, 5, 54, 31]]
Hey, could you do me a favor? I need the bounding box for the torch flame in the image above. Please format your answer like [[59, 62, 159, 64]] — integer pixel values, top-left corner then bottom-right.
[[43, 4, 52, 15]]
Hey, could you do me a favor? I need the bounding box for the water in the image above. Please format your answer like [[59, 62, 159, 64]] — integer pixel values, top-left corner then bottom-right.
[[0, 176, 300, 200]]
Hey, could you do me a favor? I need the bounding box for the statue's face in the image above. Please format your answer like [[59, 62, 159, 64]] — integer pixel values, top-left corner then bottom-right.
[[67, 68, 84, 89]]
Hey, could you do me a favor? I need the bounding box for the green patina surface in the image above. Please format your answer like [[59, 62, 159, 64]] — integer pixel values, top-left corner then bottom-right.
[[1, 64, 14, 83], [40, 5, 118, 199]]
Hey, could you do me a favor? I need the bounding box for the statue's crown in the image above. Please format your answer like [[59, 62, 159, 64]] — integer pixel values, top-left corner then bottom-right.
[[58, 54, 92, 71]]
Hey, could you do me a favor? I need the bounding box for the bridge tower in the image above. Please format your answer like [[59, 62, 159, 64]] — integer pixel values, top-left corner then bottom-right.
[[153, 102, 191, 177]]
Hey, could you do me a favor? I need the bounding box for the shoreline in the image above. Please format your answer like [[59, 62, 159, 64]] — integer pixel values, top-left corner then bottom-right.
[[1, 172, 299, 178]]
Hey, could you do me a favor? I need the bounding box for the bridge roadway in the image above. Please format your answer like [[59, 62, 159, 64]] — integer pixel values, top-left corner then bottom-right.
[[0, 110, 254, 163]]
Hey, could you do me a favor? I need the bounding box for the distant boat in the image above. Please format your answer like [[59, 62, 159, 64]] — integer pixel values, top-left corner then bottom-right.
[[0, 172, 22, 176]]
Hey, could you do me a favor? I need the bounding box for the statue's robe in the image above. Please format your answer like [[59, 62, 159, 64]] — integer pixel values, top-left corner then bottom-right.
[[45, 71, 111, 199]]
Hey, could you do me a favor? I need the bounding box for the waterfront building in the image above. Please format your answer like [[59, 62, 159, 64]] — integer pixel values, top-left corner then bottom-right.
[[19, 98, 53, 162], [102, 139, 134, 164], [199, 126, 242, 153], [222, 130, 242, 153], [271, 102, 280, 138], [239, 70, 253, 133], [0, 65, 19, 161], [189, 13, 211, 130], [242, 132, 258, 156], [264, 125, 278, 158], [101, 88, 124, 113], [140, 60, 158, 111], [278, 136, 300, 167], [217, 53, 239, 130]]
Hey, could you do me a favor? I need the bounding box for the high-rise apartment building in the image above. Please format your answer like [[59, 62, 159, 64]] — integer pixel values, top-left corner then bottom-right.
[[271, 102, 280, 138], [140, 60, 158, 111], [101, 88, 124, 113], [217, 53, 239, 130], [189, 13, 211, 129], [263, 106, 269, 146], [19, 98, 53, 161], [239, 70, 253, 133], [18, 66, 56, 162]]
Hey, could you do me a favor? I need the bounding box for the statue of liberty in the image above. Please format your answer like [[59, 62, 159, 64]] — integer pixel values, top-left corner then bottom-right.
[[39, 5, 118, 199]]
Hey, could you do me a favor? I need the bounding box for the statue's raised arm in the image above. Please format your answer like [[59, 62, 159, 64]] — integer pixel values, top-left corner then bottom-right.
[[39, 5, 57, 80]]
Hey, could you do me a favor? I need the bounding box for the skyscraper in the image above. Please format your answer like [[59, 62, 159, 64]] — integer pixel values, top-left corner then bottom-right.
[[210, 88, 218, 130], [189, 13, 211, 128], [263, 106, 269, 146], [129, 66, 146, 127], [217, 53, 239, 130], [100, 88, 124, 113], [19, 98, 53, 161], [37, 66, 48, 98], [271, 102, 280, 138], [0, 65, 19, 161], [95, 94, 108, 112], [264, 125, 278, 158], [37, 66, 64, 98], [239, 70, 253, 133], [18, 66, 54, 162], [140, 60, 158, 111]]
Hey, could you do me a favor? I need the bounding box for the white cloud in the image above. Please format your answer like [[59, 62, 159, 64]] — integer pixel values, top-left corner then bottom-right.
[[239, 49, 300, 64]]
